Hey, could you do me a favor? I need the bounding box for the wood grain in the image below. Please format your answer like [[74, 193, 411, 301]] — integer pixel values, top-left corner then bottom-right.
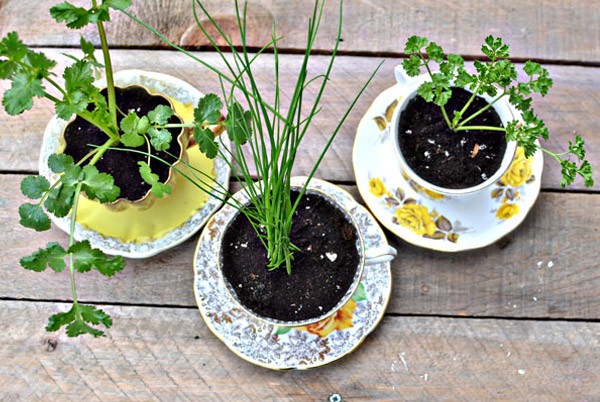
[[1, 49, 598, 190], [1, 300, 598, 400], [1, 0, 599, 62], [2, 174, 598, 320]]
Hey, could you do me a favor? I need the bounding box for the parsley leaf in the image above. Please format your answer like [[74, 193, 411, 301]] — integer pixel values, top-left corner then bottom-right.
[[50, 2, 94, 29], [138, 161, 171, 197], [21, 176, 50, 199], [225, 101, 252, 145], [194, 126, 218, 158], [120, 112, 148, 147], [69, 240, 125, 276], [19, 203, 51, 231], [195, 94, 223, 124], [2, 72, 45, 115], [148, 128, 172, 151], [20, 242, 67, 272], [148, 104, 174, 126], [46, 303, 112, 338], [81, 165, 120, 203]]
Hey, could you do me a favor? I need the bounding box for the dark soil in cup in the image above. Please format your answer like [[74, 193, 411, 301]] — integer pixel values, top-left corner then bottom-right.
[[221, 190, 360, 323], [63, 86, 183, 201], [398, 87, 507, 189]]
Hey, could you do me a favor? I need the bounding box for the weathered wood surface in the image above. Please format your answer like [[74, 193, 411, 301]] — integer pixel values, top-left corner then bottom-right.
[[1, 301, 598, 400], [1, 0, 599, 62], [1, 49, 598, 190], [2, 174, 599, 320]]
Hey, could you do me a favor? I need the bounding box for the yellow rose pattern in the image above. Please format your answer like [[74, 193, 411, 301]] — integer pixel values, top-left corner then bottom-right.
[[394, 204, 437, 236], [369, 178, 386, 197], [274, 283, 367, 339], [492, 147, 535, 221], [371, 178, 460, 243]]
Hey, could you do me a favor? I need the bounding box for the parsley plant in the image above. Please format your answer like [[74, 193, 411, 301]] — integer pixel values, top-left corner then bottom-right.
[[402, 35, 593, 188]]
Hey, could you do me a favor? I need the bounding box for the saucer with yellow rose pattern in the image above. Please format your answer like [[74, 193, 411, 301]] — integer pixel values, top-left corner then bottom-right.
[[353, 84, 543, 252], [193, 177, 392, 370]]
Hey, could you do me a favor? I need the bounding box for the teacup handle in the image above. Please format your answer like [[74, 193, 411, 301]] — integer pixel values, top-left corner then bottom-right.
[[365, 245, 397, 265], [394, 64, 412, 86]]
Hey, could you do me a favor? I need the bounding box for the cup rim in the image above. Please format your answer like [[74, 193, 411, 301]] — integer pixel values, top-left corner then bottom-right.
[[217, 182, 367, 328], [390, 77, 519, 196]]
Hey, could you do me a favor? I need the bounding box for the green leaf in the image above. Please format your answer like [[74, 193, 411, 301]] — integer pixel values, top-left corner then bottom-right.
[[26, 51, 57, 74], [225, 101, 252, 145], [402, 55, 422, 77], [50, 2, 93, 29], [20, 242, 67, 272], [138, 161, 171, 198], [2, 72, 45, 115], [195, 93, 223, 124], [19, 203, 51, 231], [44, 184, 76, 218], [103, 0, 132, 11], [148, 128, 172, 151], [0, 32, 28, 60], [568, 135, 586, 161], [46, 305, 77, 332], [0, 32, 28, 78], [21, 176, 50, 199], [416, 81, 435, 102], [194, 126, 218, 159], [46, 304, 112, 338], [81, 165, 120, 203], [148, 104, 174, 126], [120, 112, 147, 147], [426, 42, 444, 63], [351, 282, 367, 302], [404, 35, 428, 54], [47, 153, 75, 174], [69, 240, 125, 276], [63, 60, 94, 93], [55, 90, 88, 120]]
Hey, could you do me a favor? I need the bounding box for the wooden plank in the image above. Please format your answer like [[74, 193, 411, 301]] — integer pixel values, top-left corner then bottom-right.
[[1, 0, 599, 62], [1, 49, 598, 190], [1, 301, 598, 400], [2, 174, 599, 320]]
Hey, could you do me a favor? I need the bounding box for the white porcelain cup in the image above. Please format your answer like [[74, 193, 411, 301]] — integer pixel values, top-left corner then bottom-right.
[[390, 65, 519, 198]]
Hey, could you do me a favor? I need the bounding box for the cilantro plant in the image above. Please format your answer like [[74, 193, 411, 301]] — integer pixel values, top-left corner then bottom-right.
[[123, 0, 381, 273], [402, 35, 593, 188], [1, 0, 213, 337]]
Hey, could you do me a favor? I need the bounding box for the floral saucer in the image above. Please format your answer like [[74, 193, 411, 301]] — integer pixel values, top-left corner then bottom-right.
[[193, 178, 393, 370], [39, 70, 231, 259], [353, 85, 543, 252]]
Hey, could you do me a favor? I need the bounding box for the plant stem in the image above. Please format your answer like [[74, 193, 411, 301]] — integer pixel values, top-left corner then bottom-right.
[[68, 182, 83, 309], [455, 125, 506, 132], [453, 84, 481, 128], [419, 51, 452, 127], [95, 17, 118, 134], [457, 91, 507, 129]]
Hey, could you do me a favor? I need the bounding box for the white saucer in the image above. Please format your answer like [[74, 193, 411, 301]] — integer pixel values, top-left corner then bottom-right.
[[39, 70, 231, 259], [193, 178, 393, 370], [353, 85, 543, 252]]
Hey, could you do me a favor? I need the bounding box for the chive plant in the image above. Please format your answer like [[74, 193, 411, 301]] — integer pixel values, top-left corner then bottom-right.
[[123, 0, 381, 273]]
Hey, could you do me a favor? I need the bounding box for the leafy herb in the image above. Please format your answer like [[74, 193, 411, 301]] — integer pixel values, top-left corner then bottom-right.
[[1, 0, 141, 337], [402, 35, 593, 188]]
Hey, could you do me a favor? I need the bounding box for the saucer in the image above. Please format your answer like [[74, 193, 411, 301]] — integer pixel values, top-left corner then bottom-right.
[[38, 70, 231, 259], [353, 85, 543, 252], [193, 178, 393, 370]]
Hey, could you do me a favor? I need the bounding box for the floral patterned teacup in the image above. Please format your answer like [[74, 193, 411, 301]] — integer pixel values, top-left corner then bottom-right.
[[389, 65, 519, 199], [216, 177, 397, 328]]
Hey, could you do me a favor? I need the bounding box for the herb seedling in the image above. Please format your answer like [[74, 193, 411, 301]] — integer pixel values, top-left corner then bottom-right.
[[123, 0, 381, 273], [402, 35, 593, 187], [1, 0, 208, 337]]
